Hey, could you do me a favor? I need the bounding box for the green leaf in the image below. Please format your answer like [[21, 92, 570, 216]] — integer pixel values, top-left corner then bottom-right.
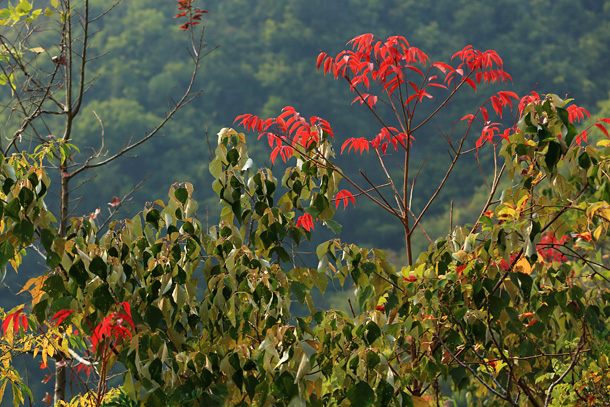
[[14, 219, 34, 242], [42, 274, 66, 297], [375, 380, 394, 405], [488, 294, 509, 319], [347, 382, 375, 407], [544, 141, 561, 171], [290, 281, 308, 304], [68, 260, 88, 288], [364, 321, 381, 345], [32, 299, 48, 324], [324, 219, 342, 234], [148, 359, 163, 384], [90, 256, 107, 279], [18, 187, 33, 208], [15, 0, 32, 15], [244, 375, 258, 401], [91, 285, 114, 314], [514, 272, 533, 302], [5, 198, 20, 220], [273, 371, 298, 401], [40, 228, 55, 252], [0, 240, 14, 269], [578, 152, 591, 169], [556, 107, 570, 126], [46, 252, 61, 269], [226, 148, 239, 165], [145, 305, 164, 330], [366, 351, 380, 369], [145, 208, 161, 229], [564, 123, 578, 147], [175, 188, 189, 205]]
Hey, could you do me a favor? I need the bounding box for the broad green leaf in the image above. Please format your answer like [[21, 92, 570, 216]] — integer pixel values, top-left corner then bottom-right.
[[0, 240, 14, 269], [91, 285, 114, 314], [324, 219, 342, 234], [347, 382, 375, 407]]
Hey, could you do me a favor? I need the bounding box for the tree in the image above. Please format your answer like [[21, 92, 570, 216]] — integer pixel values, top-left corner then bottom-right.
[[0, 0, 208, 405], [1, 11, 610, 407]]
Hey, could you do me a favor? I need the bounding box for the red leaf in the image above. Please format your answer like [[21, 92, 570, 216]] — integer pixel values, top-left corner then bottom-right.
[[461, 114, 475, 124], [2, 308, 25, 335], [490, 96, 503, 118], [341, 138, 370, 155], [432, 62, 454, 74], [407, 65, 424, 77], [334, 190, 356, 209], [316, 52, 327, 72], [296, 213, 314, 232], [497, 91, 519, 109], [50, 309, 75, 326], [456, 265, 466, 277], [464, 77, 477, 92], [567, 105, 591, 123], [108, 197, 120, 207], [595, 122, 609, 139], [480, 107, 489, 123]]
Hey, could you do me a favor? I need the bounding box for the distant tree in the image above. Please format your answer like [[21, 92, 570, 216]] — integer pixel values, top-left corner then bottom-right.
[[1, 6, 610, 407]]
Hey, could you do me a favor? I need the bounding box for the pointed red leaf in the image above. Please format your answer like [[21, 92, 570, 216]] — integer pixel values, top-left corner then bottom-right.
[[51, 309, 75, 326], [595, 122, 609, 139]]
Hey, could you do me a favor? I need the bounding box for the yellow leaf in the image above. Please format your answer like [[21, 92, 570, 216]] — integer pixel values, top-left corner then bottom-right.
[[594, 226, 604, 241], [597, 139, 610, 147], [514, 258, 531, 275], [0, 377, 7, 405], [412, 395, 433, 407], [17, 275, 47, 305], [46, 342, 54, 358]]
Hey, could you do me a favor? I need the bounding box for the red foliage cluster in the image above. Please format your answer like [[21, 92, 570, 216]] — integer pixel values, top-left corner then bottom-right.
[[175, 0, 208, 31], [49, 302, 135, 353], [342, 126, 414, 155], [317, 34, 511, 102], [2, 307, 27, 335], [538, 232, 570, 263], [235, 106, 333, 165], [296, 213, 315, 232], [74, 362, 93, 378], [497, 232, 570, 272], [91, 302, 135, 351], [334, 190, 356, 209]]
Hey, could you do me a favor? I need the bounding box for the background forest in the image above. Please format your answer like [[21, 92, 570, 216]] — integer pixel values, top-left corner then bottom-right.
[[10, 0, 608, 254], [3, 0, 610, 404]]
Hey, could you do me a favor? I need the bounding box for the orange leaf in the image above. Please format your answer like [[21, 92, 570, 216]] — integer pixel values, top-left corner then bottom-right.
[[513, 258, 531, 275]]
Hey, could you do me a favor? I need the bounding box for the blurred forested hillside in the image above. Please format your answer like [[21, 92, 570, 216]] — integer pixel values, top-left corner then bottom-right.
[[11, 0, 610, 256]]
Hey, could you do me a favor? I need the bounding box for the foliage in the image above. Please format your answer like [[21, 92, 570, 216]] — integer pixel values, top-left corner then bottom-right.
[[2, 2, 610, 407]]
